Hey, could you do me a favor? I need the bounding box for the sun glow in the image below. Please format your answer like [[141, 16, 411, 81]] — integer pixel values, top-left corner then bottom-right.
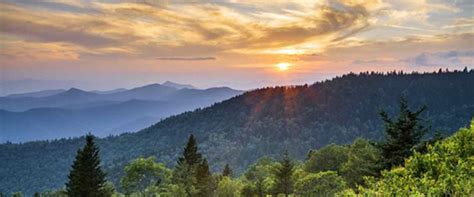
[[276, 62, 291, 71]]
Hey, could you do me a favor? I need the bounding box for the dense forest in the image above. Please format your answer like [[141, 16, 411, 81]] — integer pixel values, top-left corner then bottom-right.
[[1, 70, 473, 195], [4, 105, 474, 196]]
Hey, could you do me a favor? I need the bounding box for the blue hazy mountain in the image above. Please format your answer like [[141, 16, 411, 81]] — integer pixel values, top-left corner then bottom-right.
[[0, 82, 241, 112], [0, 82, 243, 142], [162, 81, 195, 89], [4, 89, 66, 98]]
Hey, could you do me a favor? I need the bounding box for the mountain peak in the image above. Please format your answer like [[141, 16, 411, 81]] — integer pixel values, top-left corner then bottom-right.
[[66, 88, 86, 93], [162, 81, 195, 89], [58, 88, 96, 97]]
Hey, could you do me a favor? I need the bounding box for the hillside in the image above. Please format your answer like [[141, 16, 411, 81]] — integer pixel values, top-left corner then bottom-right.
[[1, 71, 473, 195]]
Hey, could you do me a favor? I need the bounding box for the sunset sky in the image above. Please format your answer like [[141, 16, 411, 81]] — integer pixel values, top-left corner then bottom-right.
[[0, 0, 473, 94]]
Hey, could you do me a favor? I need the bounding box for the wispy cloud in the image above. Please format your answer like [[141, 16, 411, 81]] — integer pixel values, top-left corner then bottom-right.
[[0, 0, 472, 89], [404, 50, 474, 66], [156, 57, 216, 61]]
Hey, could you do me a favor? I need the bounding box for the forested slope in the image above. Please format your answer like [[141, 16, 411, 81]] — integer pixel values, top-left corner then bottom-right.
[[1, 70, 473, 195]]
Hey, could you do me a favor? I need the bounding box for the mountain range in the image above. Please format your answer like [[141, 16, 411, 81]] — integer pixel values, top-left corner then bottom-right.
[[0, 82, 242, 142], [1, 71, 473, 195]]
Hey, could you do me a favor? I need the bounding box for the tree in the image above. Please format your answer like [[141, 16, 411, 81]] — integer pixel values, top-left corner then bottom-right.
[[65, 134, 109, 197], [361, 120, 474, 195], [195, 159, 213, 197], [243, 157, 275, 197], [120, 156, 171, 195], [172, 134, 204, 196], [273, 151, 295, 197], [305, 144, 348, 173], [177, 134, 202, 166], [341, 138, 381, 188], [376, 97, 428, 170], [294, 171, 346, 196], [222, 164, 233, 177], [217, 177, 241, 197]]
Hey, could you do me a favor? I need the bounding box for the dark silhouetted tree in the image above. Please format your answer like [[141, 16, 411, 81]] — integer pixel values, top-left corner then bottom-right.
[[65, 134, 108, 197], [376, 97, 428, 170], [222, 164, 233, 177], [177, 134, 202, 166]]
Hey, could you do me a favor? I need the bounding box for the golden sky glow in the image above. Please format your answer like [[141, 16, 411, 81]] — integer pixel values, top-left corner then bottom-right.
[[0, 0, 473, 93], [277, 63, 291, 71]]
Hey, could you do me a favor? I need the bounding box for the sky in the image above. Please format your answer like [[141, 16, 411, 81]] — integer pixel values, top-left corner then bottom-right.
[[0, 0, 473, 94]]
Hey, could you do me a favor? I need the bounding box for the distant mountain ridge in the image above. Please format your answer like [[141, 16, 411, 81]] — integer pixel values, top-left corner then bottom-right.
[[0, 81, 243, 142], [162, 81, 195, 89], [0, 81, 230, 112], [1, 71, 472, 195], [5, 89, 66, 98]]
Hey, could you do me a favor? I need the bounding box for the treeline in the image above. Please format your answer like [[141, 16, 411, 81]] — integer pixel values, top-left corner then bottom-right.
[[4, 99, 473, 196]]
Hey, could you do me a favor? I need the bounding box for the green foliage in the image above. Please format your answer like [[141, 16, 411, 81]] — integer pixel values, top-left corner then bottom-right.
[[272, 151, 295, 196], [341, 138, 381, 188], [242, 157, 275, 197], [360, 120, 474, 195], [65, 134, 109, 197], [294, 171, 346, 196], [172, 134, 204, 196], [305, 144, 348, 174], [120, 156, 171, 194], [195, 159, 214, 197], [216, 177, 241, 197], [11, 192, 23, 197], [376, 97, 428, 170], [159, 184, 187, 197]]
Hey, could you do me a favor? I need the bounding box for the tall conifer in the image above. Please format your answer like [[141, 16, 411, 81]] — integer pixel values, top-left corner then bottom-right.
[[273, 151, 294, 197], [377, 97, 428, 170], [177, 134, 202, 166], [222, 164, 233, 177], [65, 134, 108, 197], [195, 159, 212, 197], [173, 134, 204, 196]]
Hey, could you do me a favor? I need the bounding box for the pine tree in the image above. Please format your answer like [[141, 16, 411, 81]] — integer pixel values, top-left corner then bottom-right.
[[377, 97, 428, 170], [173, 134, 204, 196], [273, 151, 294, 197], [222, 164, 233, 177], [195, 159, 213, 197], [34, 192, 40, 197], [65, 134, 108, 197], [177, 134, 202, 166]]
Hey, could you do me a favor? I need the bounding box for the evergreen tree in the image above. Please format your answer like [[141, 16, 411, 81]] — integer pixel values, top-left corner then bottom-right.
[[195, 159, 213, 197], [34, 192, 40, 197], [273, 151, 294, 197], [376, 97, 428, 170], [177, 134, 202, 166], [222, 164, 233, 177], [173, 134, 204, 196], [65, 134, 108, 197]]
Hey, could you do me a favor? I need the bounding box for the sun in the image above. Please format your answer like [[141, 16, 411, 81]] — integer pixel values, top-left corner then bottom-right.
[[276, 62, 291, 71]]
